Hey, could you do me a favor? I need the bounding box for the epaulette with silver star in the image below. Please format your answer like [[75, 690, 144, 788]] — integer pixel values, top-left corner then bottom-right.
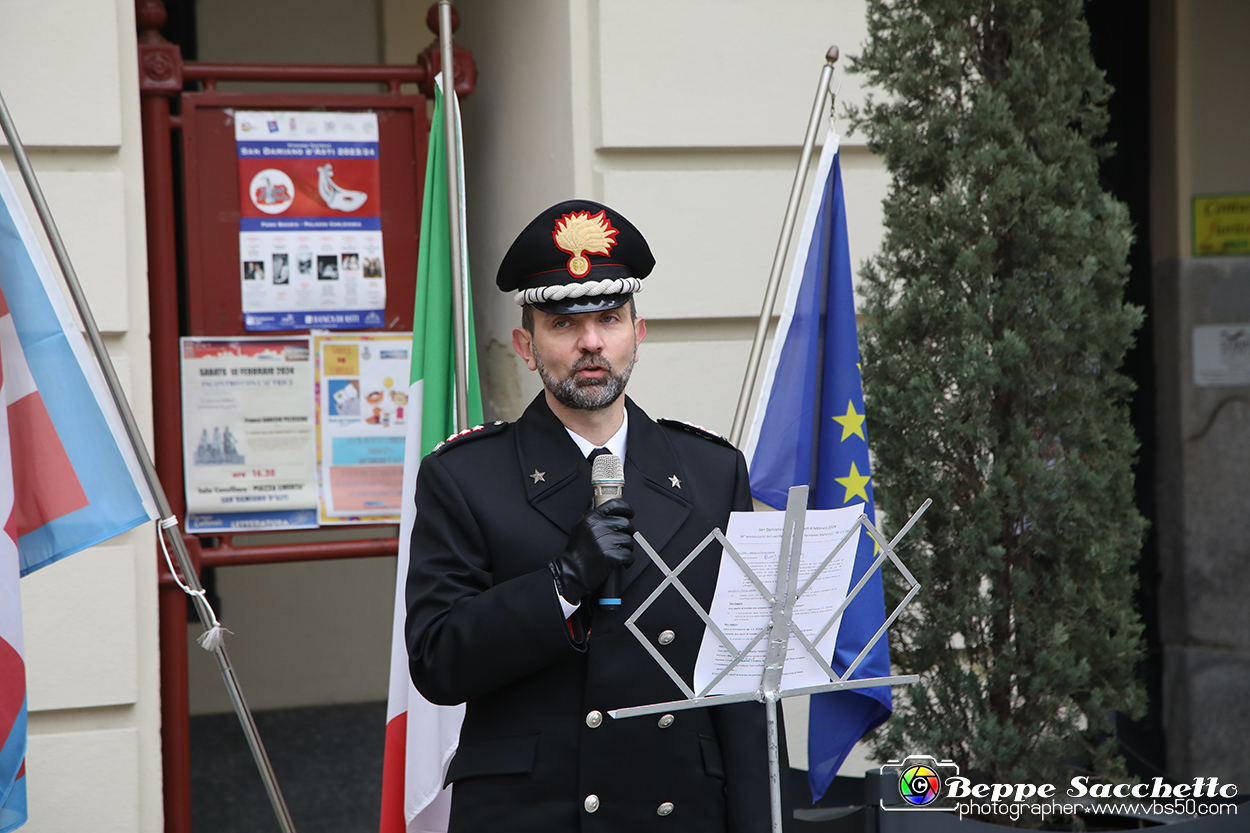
[[431, 421, 507, 454], [657, 418, 735, 449]]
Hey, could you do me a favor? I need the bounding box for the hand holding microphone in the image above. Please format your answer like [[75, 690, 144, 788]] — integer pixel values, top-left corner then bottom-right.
[[591, 453, 627, 606], [549, 496, 635, 605]]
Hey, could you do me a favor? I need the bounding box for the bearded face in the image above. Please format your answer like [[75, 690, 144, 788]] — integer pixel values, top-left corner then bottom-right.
[[533, 345, 636, 411], [513, 304, 646, 415]]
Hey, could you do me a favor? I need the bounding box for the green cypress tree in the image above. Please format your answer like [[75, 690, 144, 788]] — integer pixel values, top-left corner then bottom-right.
[[847, 0, 1148, 795]]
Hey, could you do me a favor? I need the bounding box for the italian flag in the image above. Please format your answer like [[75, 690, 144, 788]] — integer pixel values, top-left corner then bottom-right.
[[379, 77, 482, 833]]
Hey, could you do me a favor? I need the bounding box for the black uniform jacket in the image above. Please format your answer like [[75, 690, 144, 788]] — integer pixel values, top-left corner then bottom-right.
[[405, 393, 770, 832]]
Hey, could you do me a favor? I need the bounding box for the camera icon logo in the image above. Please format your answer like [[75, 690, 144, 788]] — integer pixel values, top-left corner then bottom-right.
[[899, 764, 942, 805], [880, 755, 960, 812]]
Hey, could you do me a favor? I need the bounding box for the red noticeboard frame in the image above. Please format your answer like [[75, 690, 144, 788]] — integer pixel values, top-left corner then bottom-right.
[[180, 94, 428, 336], [136, 3, 477, 831]]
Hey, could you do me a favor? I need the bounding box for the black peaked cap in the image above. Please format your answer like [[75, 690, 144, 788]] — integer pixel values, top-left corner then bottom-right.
[[496, 199, 655, 314]]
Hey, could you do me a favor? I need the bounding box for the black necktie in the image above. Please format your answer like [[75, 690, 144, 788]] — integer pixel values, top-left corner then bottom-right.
[[588, 447, 611, 464]]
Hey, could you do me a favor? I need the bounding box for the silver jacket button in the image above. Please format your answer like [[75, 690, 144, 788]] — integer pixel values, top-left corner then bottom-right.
[[657, 713, 675, 729], [657, 801, 674, 816], [658, 629, 675, 645], [586, 710, 603, 728], [584, 794, 600, 813]]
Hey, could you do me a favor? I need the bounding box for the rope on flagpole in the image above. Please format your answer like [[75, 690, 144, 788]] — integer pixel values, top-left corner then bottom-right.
[[156, 516, 231, 651], [729, 46, 840, 448]]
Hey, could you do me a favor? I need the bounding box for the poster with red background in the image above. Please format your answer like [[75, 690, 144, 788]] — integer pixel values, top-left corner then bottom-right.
[[235, 111, 386, 331]]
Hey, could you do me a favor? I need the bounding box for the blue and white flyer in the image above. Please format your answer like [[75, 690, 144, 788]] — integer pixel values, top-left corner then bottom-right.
[[235, 111, 386, 331]]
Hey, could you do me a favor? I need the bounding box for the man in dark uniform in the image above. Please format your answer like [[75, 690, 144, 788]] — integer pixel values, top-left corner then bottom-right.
[[405, 200, 771, 832]]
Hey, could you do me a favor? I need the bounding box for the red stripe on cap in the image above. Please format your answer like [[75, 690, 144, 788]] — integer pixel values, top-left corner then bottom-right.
[[9, 392, 89, 535]]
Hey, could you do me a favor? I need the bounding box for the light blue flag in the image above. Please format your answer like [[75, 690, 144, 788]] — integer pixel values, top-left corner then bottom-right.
[[744, 131, 892, 802], [0, 158, 158, 833], [0, 160, 157, 576]]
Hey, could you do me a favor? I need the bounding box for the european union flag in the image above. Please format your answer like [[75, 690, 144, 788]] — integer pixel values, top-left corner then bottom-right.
[[744, 130, 891, 802]]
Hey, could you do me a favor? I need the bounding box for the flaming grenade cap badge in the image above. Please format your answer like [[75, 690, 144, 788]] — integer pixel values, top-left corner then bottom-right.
[[552, 210, 619, 277]]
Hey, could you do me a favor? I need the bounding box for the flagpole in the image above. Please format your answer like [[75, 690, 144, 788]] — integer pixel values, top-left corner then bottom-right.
[[729, 46, 839, 448], [0, 88, 299, 833], [807, 166, 837, 504], [439, 0, 470, 432]]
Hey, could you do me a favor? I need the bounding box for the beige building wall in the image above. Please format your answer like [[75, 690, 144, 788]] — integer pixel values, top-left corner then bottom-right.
[[1150, 0, 1250, 787], [443, 0, 887, 436], [1152, 0, 1250, 258], [1, 0, 159, 830]]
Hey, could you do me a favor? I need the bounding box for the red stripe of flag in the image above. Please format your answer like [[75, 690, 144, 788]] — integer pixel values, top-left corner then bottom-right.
[[8, 392, 89, 536], [0, 636, 24, 750], [378, 712, 408, 833]]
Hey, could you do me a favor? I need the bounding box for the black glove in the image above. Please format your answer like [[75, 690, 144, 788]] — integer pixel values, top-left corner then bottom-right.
[[549, 498, 636, 604]]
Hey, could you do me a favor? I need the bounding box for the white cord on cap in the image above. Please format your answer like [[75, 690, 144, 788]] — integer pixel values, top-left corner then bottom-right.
[[514, 277, 642, 306]]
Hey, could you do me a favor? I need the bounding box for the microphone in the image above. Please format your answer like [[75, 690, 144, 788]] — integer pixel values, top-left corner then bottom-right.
[[591, 452, 625, 606]]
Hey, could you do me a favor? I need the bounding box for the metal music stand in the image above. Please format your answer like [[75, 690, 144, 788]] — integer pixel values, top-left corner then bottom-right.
[[609, 485, 930, 833]]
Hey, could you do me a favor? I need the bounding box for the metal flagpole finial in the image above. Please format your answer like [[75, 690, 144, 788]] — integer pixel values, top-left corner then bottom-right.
[[827, 47, 842, 124]]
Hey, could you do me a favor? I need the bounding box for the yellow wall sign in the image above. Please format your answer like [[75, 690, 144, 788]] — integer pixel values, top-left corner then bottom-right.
[[1194, 194, 1250, 256]]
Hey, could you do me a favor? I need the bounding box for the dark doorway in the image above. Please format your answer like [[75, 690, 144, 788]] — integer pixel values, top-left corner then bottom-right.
[[1086, 0, 1166, 780]]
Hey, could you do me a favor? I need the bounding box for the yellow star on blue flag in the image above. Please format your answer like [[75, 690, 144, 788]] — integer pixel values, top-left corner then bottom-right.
[[834, 461, 871, 503], [832, 400, 866, 442]]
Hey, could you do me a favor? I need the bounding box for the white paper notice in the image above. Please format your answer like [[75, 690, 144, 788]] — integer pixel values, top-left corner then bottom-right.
[[180, 337, 318, 532], [1193, 323, 1250, 387], [692, 504, 867, 697]]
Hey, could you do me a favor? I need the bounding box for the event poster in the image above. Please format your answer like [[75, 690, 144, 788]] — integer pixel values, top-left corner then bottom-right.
[[314, 333, 412, 524], [235, 111, 387, 331], [180, 337, 319, 533]]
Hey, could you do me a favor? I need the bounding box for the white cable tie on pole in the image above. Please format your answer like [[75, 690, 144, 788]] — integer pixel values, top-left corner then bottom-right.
[[157, 515, 231, 651]]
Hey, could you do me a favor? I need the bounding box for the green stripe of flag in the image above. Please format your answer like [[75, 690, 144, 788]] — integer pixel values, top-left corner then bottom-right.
[[412, 82, 483, 457]]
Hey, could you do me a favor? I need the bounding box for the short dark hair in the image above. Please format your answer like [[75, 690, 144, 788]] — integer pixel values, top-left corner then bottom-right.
[[521, 298, 638, 334]]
